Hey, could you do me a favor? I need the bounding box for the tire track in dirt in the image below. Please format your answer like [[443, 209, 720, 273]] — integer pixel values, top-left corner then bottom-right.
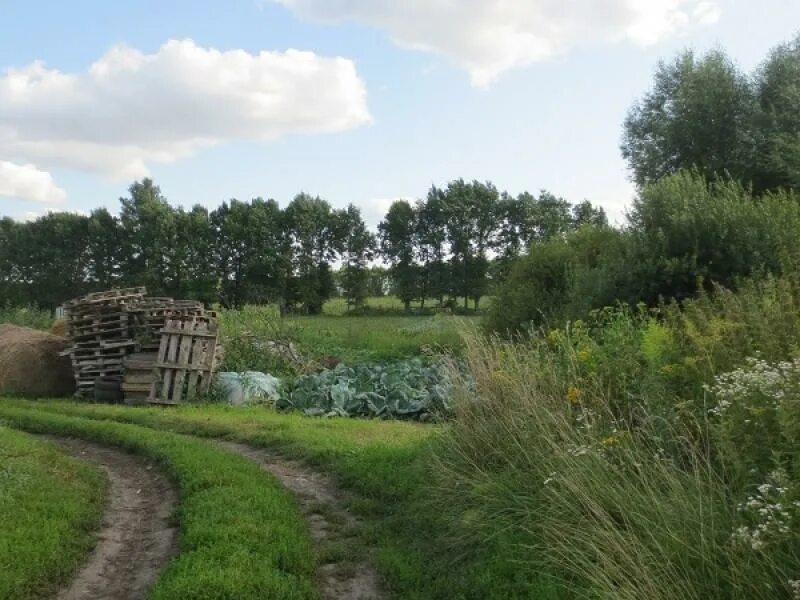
[[45, 437, 179, 600], [215, 440, 386, 600]]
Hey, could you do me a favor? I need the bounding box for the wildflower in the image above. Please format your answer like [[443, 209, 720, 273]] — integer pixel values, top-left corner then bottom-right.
[[565, 385, 582, 404], [576, 348, 592, 364], [600, 434, 621, 447]]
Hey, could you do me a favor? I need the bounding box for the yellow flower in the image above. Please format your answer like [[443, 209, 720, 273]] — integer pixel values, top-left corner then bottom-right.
[[565, 385, 582, 404], [601, 434, 621, 447], [576, 349, 592, 364]]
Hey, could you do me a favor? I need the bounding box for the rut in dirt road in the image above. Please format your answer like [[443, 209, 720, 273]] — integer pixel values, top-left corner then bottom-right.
[[47, 437, 179, 600], [216, 441, 386, 600]]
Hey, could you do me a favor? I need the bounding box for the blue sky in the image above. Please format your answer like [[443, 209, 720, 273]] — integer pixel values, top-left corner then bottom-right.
[[0, 0, 798, 226]]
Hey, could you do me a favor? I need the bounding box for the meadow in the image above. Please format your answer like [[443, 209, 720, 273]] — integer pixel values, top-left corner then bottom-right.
[[4, 273, 800, 599]]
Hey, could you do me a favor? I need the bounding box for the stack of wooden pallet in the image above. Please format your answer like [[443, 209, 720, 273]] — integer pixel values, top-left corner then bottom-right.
[[149, 314, 220, 404], [129, 297, 206, 352], [62, 288, 146, 397], [121, 352, 158, 405]]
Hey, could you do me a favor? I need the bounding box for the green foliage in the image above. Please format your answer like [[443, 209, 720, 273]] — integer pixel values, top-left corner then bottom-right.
[[435, 283, 800, 598], [212, 197, 286, 308], [485, 224, 629, 332], [337, 204, 376, 309], [623, 35, 800, 195], [0, 426, 104, 600], [281, 358, 453, 419], [751, 35, 800, 192], [628, 171, 800, 303], [0, 305, 53, 330], [489, 171, 800, 335], [218, 305, 306, 376], [379, 199, 417, 309]]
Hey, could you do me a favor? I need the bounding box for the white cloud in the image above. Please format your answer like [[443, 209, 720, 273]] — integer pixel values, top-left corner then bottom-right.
[[0, 39, 371, 178], [0, 160, 66, 203], [361, 195, 413, 228], [274, 0, 721, 86]]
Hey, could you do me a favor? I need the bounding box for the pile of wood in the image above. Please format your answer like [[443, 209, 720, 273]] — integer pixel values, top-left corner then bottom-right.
[[149, 314, 219, 404], [61, 288, 221, 404], [62, 288, 146, 397], [129, 297, 206, 353]]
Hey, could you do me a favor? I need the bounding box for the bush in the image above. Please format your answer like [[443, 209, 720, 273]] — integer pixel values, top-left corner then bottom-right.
[[628, 171, 800, 304], [485, 226, 630, 333]]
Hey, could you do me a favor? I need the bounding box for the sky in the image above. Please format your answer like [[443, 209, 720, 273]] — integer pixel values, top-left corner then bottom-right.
[[0, 1, 798, 227]]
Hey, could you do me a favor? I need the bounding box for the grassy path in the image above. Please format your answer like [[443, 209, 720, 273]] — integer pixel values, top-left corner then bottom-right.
[[48, 436, 178, 600], [217, 440, 386, 599], [0, 405, 318, 599], [1, 399, 537, 599], [0, 426, 105, 600]]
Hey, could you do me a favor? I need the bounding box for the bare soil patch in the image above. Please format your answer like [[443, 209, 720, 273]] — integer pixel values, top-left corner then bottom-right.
[[216, 441, 385, 600], [47, 437, 179, 600]]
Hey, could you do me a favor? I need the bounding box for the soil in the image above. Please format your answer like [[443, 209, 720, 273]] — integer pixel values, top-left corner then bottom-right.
[[216, 441, 385, 600], [0, 324, 74, 397], [46, 437, 179, 600]]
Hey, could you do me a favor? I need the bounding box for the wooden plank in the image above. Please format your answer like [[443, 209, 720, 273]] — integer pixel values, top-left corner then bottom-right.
[[185, 336, 209, 399], [170, 333, 195, 403]]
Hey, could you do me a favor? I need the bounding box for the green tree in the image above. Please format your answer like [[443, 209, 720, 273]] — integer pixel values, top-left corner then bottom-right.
[[212, 198, 284, 308], [174, 205, 217, 302], [622, 49, 753, 188], [442, 179, 500, 310], [284, 193, 339, 314], [118, 179, 177, 295], [0, 217, 21, 305], [379, 200, 417, 311], [571, 200, 608, 228], [751, 34, 800, 193], [86, 208, 122, 291], [16, 212, 90, 308], [628, 170, 800, 303], [414, 188, 449, 307], [337, 204, 376, 309]]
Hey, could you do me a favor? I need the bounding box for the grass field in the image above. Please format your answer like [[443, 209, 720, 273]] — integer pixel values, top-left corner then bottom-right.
[[1, 298, 474, 373], [219, 303, 473, 372], [0, 398, 538, 600], [0, 405, 319, 599], [0, 426, 105, 600]]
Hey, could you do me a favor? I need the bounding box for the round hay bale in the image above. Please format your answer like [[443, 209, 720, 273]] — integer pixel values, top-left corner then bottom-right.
[[0, 324, 75, 397], [50, 318, 67, 337]]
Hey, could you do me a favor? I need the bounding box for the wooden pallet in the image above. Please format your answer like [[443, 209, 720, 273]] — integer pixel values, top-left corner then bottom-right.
[[63, 288, 146, 397], [149, 317, 219, 404], [122, 352, 158, 405]]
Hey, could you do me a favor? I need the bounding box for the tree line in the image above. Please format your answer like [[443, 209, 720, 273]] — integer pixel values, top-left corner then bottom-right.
[[0, 178, 604, 311], [488, 34, 800, 333]]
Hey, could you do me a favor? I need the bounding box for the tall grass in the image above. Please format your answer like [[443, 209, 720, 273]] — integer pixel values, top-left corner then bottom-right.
[[432, 275, 800, 598]]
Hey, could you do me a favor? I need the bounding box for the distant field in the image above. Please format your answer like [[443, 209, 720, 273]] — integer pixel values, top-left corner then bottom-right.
[[0, 297, 478, 368], [322, 295, 491, 315], [286, 314, 472, 363]]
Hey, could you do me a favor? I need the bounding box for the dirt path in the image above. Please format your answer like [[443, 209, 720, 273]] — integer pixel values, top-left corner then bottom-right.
[[46, 437, 179, 600], [216, 441, 386, 600]]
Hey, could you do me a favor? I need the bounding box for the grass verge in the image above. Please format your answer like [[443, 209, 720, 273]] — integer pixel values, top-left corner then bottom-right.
[[0, 399, 542, 599], [0, 405, 317, 600], [0, 426, 104, 600]]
